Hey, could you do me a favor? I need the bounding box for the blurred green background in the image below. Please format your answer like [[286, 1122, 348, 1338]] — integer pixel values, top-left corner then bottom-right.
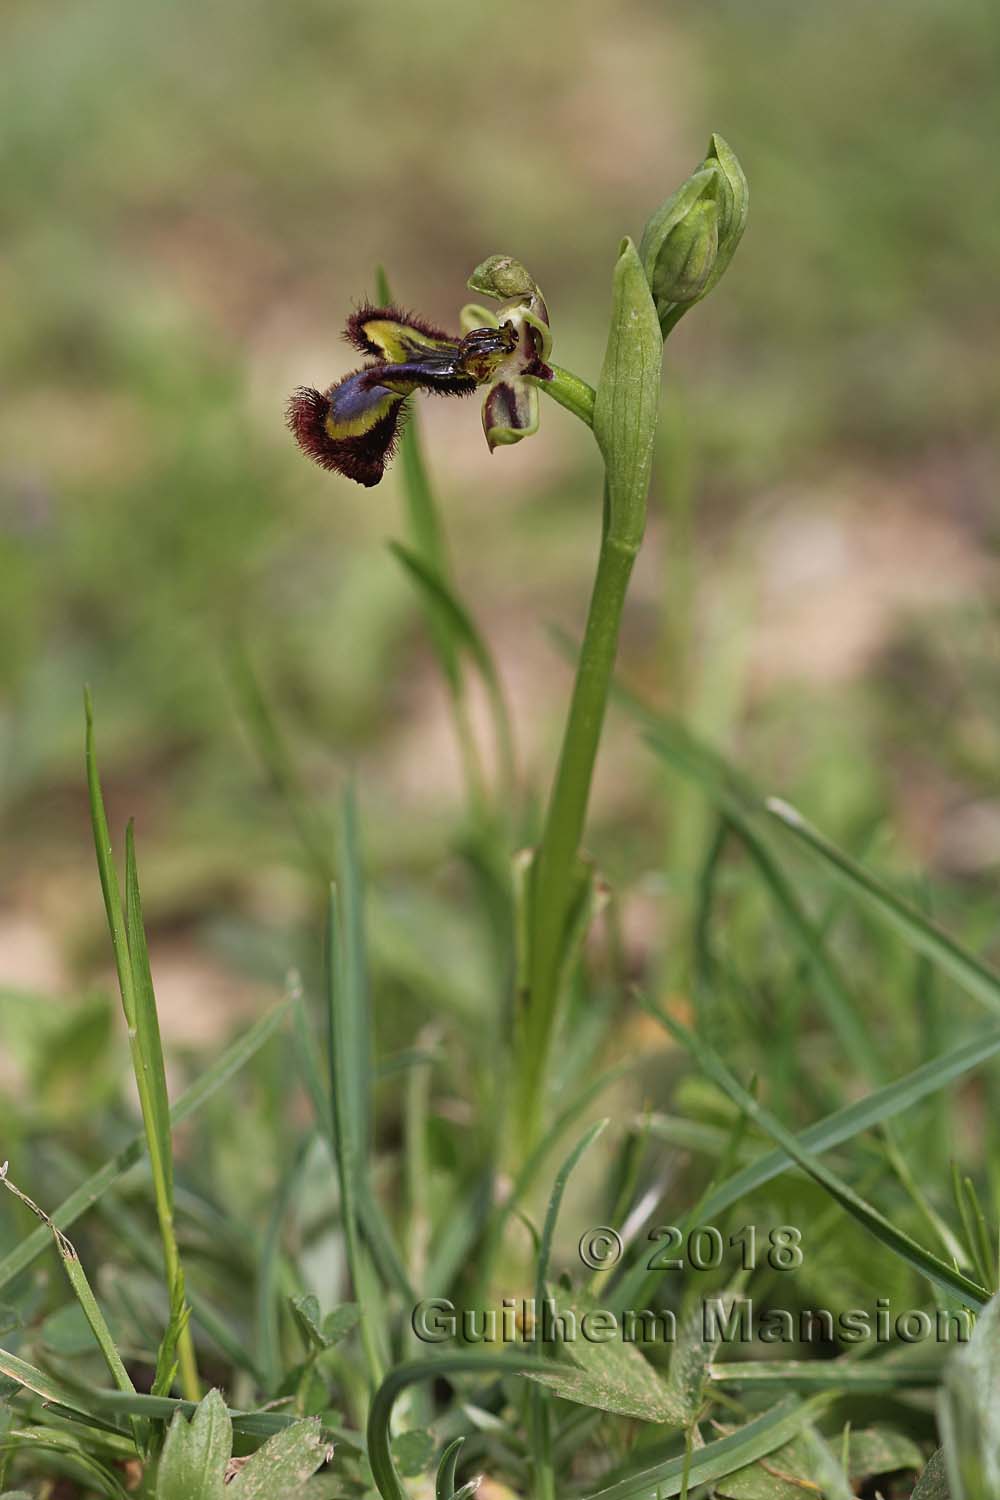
[[3, 0, 999, 1053]]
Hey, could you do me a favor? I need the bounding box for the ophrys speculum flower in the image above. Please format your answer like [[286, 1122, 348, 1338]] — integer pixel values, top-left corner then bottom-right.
[[287, 267, 553, 487]]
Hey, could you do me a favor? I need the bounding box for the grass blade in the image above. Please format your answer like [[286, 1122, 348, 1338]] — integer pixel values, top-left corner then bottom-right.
[[85, 697, 198, 1398], [644, 724, 880, 1081], [388, 541, 516, 800], [292, 989, 414, 1301], [642, 994, 989, 1309], [694, 1020, 1000, 1224], [0, 1168, 142, 1451], [0, 996, 292, 1294], [326, 787, 382, 1387], [708, 1359, 946, 1390], [226, 638, 334, 883], [531, 1120, 609, 1500], [612, 1019, 1000, 1313], [766, 796, 1000, 1016], [579, 1393, 834, 1500]]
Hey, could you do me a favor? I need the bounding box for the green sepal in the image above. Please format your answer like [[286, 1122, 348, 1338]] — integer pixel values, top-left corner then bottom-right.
[[459, 302, 500, 334]]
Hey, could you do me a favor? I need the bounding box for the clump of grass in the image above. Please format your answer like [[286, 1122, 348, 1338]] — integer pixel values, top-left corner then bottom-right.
[[2, 137, 998, 1500]]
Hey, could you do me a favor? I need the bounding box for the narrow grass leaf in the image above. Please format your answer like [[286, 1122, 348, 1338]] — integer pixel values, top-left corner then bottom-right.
[[613, 1021, 1000, 1314], [293, 990, 414, 1302], [579, 1394, 833, 1500], [0, 997, 291, 1293], [708, 1358, 945, 1391], [0, 1432, 130, 1500], [436, 1436, 465, 1500], [84, 690, 136, 1026], [765, 797, 1000, 1017], [694, 1021, 1000, 1225], [124, 823, 174, 1209], [85, 700, 197, 1398], [226, 639, 334, 883], [85, 1390, 305, 1439], [644, 996, 990, 1310], [475, 1057, 634, 1303], [326, 789, 382, 1386], [530, 1119, 608, 1500], [644, 727, 879, 1080], [0, 1169, 136, 1409], [388, 540, 515, 794]]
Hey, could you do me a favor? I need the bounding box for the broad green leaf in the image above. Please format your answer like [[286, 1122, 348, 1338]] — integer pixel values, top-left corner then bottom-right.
[[848, 1425, 923, 1478], [227, 1418, 329, 1498], [156, 1390, 231, 1500], [290, 1294, 327, 1352], [391, 1428, 435, 1477], [940, 1292, 1000, 1498], [912, 1448, 952, 1498], [324, 1303, 360, 1345], [525, 1286, 685, 1424], [662, 1290, 726, 1426]]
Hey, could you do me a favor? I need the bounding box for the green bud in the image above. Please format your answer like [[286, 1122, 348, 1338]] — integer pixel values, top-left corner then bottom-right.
[[639, 134, 748, 333], [649, 195, 718, 308], [467, 254, 540, 303], [705, 132, 749, 257]]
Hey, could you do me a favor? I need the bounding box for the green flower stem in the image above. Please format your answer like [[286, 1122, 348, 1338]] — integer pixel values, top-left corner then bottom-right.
[[539, 363, 596, 428], [516, 522, 637, 1147], [514, 239, 664, 1161]]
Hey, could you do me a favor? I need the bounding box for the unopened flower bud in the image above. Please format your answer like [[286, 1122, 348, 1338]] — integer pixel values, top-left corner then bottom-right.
[[467, 255, 539, 303], [639, 134, 748, 333], [649, 194, 718, 308]]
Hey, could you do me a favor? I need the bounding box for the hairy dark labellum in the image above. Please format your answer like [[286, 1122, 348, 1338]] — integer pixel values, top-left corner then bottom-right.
[[287, 304, 536, 486]]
